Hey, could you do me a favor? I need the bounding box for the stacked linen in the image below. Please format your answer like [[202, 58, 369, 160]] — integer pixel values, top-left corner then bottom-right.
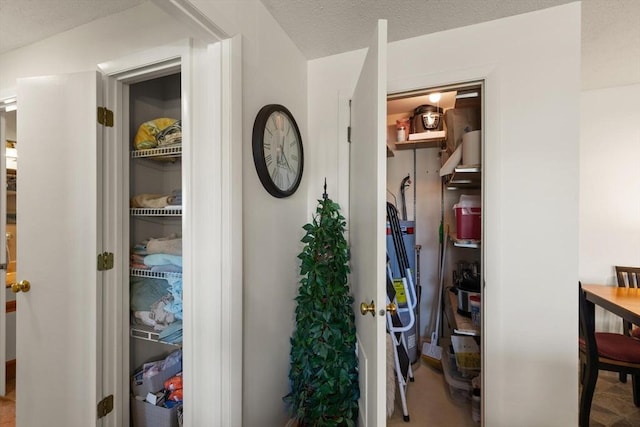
[[131, 189, 182, 209], [130, 233, 183, 344], [133, 118, 182, 150], [131, 233, 182, 273], [130, 275, 182, 344], [167, 189, 181, 206], [130, 277, 179, 330]]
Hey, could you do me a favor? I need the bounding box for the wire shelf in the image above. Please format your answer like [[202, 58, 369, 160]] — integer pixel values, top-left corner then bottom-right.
[[131, 145, 182, 159], [130, 268, 182, 279], [130, 207, 182, 216], [130, 324, 182, 346]]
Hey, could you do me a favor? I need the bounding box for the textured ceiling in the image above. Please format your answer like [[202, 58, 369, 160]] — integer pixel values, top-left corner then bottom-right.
[[0, 0, 146, 53], [260, 0, 575, 59], [0, 0, 638, 90]]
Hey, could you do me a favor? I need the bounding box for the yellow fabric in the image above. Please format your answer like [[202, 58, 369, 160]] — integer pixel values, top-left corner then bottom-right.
[[133, 118, 180, 150]]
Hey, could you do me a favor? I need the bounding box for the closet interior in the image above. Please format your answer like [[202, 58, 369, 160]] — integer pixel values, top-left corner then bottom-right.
[[126, 72, 184, 427], [386, 82, 482, 424]]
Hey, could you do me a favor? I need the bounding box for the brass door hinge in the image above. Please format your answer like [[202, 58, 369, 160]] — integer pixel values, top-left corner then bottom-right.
[[97, 107, 114, 127], [97, 252, 114, 271], [97, 394, 114, 419]]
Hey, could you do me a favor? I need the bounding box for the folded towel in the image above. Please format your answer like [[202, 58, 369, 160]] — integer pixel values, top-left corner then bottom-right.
[[156, 120, 182, 147], [167, 195, 182, 205], [130, 277, 171, 312], [167, 189, 182, 205], [131, 194, 170, 208], [130, 262, 148, 270], [144, 253, 182, 268], [150, 265, 183, 274], [164, 276, 183, 320], [131, 253, 146, 264], [159, 321, 183, 344], [147, 236, 182, 256]]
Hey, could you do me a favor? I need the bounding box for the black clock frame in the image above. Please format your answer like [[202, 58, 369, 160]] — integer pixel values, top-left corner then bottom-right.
[[252, 104, 304, 198]]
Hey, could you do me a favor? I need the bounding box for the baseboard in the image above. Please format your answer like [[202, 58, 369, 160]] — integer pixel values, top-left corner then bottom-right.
[[6, 359, 16, 381]]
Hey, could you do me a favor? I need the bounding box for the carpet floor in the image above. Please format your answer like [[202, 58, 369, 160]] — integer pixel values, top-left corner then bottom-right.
[[388, 361, 640, 426], [2, 369, 640, 426]]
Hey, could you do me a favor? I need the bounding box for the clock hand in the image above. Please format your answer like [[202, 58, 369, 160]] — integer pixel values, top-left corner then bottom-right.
[[280, 133, 296, 174], [281, 150, 295, 175]]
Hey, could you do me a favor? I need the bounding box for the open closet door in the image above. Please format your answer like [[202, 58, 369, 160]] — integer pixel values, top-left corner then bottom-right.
[[349, 19, 387, 427], [16, 71, 103, 426]]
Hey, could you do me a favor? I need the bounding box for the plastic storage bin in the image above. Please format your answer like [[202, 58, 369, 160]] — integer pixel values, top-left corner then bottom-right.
[[454, 195, 481, 240], [131, 353, 182, 427], [131, 396, 181, 427], [441, 339, 473, 403], [132, 362, 181, 397]]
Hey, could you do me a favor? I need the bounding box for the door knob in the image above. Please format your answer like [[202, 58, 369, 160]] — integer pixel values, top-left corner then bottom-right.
[[11, 280, 30, 293], [360, 301, 375, 316], [386, 302, 397, 316]]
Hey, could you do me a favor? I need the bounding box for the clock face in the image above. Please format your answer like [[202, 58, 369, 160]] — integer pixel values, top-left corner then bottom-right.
[[252, 105, 304, 198]]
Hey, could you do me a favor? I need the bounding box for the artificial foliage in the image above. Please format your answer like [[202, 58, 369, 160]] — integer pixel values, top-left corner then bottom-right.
[[284, 194, 359, 427]]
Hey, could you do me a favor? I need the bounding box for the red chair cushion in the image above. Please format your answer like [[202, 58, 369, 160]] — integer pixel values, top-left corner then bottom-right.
[[596, 332, 640, 363]]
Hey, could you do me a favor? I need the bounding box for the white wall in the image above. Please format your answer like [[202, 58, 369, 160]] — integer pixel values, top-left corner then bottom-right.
[[188, 2, 309, 425], [309, 3, 580, 426], [580, 83, 640, 331]]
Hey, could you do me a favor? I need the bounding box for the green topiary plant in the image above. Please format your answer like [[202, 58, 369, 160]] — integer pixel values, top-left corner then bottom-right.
[[284, 190, 359, 427]]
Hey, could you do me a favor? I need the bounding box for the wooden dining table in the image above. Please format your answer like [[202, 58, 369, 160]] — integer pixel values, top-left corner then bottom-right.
[[582, 284, 640, 326], [580, 284, 640, 427]]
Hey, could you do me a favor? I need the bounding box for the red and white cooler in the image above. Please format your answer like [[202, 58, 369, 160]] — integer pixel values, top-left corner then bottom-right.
[[454, 194, 481, 240]]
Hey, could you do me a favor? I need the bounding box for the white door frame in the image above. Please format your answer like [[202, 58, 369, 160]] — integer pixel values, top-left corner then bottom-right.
[[0, 102, 9, 397], [99, 16, 242, 427]]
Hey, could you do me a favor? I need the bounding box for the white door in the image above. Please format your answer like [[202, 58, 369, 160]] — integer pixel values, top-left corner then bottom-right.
[[349, 19, 387, 426], [16, 71, 103, 426], [346, 4, 580, 426]]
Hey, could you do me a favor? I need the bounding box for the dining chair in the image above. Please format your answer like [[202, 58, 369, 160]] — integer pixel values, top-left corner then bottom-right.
[[579, 283, 640, 427], [615, 266, 640, 383], [615, 266, 640, 334]]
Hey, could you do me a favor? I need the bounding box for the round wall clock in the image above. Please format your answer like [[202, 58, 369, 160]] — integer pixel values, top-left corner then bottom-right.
[[252, 104, 304, 198]]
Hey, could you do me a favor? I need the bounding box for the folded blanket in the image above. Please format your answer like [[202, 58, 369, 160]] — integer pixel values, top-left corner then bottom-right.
[[167, 196, 182, 206], [167, 189, 182, 205], [147, 236, 182, 256], [131, 194, 171, 208], [134, 118, 181, 150], [157, 120, 182, 147], [159, 320, 183, 344], [131, 253, 146, 264], [130, 277, 171, 312], [130, 262, 148, 270], [130, 277, 179, 331], [164, 276, 183, 320], [150, 265, 182, 274], [144, 253, 182, 267]]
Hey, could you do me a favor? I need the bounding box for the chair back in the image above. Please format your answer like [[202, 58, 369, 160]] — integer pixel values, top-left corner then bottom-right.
[[579, 283, 598, 363], [616, 266, 640, 288]]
